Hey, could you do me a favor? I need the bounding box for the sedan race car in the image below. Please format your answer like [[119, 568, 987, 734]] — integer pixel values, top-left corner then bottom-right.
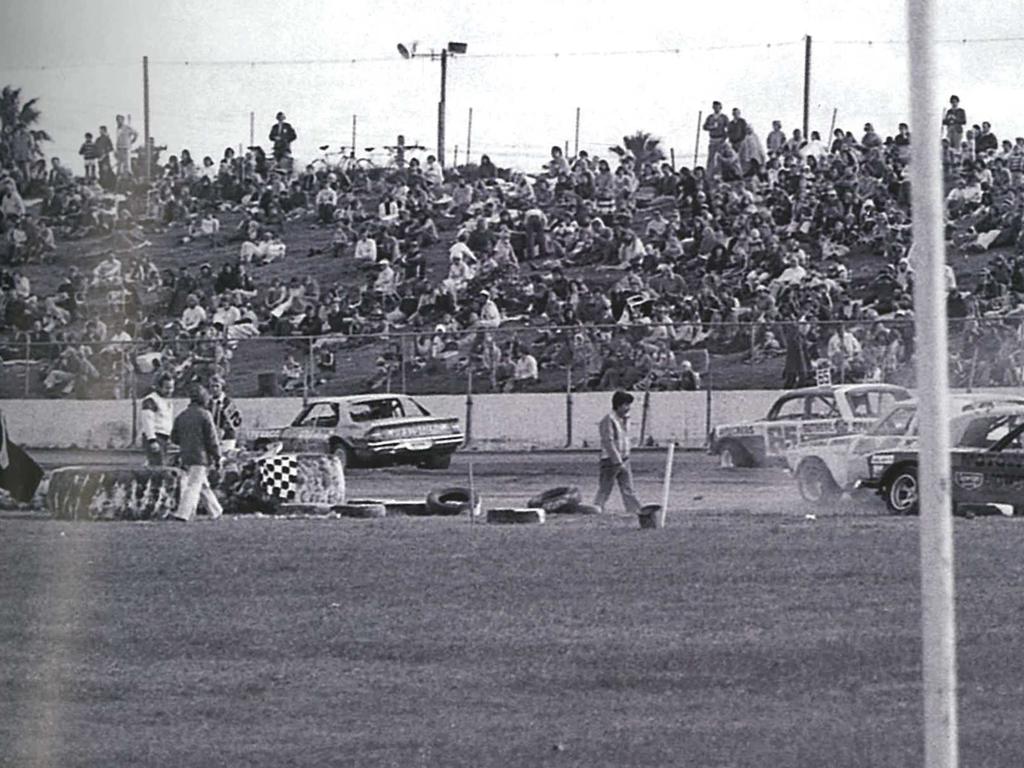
[[786, 393, 1024, 502], [247, 394, 464, 469], [864, 406, 1024, 515], [709, 384, 911, 468]]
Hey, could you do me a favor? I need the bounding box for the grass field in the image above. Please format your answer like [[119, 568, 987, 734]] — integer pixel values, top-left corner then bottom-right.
[[4, 507, 1024, 767]]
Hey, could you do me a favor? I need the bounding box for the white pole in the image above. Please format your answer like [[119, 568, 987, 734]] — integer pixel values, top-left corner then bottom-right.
[[906, 2, 958, 766], [657, 442, 675, 528], [468, 459, 476, 522]]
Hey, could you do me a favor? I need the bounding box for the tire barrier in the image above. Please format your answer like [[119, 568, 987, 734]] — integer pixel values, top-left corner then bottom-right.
[[46, 466, 182, 521], [574, 502, 601, 515], [527, 486, 583, 514], [637, 503, 664, 530], [333, 501, 387, 518], [425, 486, 481, 516], [220, 452, 345, 514], [486, 507, 546, 525], [275, 503, 336, 517]]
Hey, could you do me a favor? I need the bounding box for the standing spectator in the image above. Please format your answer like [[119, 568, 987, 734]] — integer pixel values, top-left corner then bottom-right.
[[269, 111, 297, 163], [114, 114, 138, 177], [140, 372, 175, 467], [95, 125, 114, 183], [975, 121, 998, 155], [169, 383, 222, 522], [593, 390, 642, 516], [702, 101, 729, 175], [79, 132, 100, 181], [943, 95, 966, 153], [765, 120, 786, 156], [727, 108, 748, 151], [208, 375, 242, 450]]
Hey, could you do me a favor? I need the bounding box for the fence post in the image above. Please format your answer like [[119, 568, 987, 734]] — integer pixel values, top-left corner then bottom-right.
[[401, 335, 408, 393], [303, 336, 312, 406], [565, 365, 573, 448], [465, 366, 474, 447], [639, 387, 651, 446], [24, 336, 31, 396]]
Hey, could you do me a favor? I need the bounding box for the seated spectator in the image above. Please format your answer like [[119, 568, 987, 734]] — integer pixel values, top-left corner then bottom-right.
[[180, 293, 207, 333]]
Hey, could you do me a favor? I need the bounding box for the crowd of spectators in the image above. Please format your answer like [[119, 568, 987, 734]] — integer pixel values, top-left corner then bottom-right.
[[6, 95, 1024, 398]]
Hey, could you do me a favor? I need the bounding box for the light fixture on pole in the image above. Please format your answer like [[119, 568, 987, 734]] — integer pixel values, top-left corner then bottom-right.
[[396, 40, 468, 167]]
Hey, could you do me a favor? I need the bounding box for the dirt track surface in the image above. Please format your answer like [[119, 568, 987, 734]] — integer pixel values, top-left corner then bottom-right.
[[29, 448, 874, 518]]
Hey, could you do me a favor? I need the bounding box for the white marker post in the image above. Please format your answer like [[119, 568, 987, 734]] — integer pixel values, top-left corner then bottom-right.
[[657, 442, 675, 528], [906, 1, 959, 766], [468, 459, 476, 523]]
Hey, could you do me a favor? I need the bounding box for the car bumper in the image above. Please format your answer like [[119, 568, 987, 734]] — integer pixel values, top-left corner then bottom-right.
[[363, 435, 464, 457]]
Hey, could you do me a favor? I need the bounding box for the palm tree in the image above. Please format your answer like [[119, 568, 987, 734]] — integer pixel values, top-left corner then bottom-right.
[[609, 131, 666, 175], [0, 85, 51, 149]]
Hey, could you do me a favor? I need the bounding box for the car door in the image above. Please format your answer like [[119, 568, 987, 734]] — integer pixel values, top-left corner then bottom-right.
[[956, 416, 1024, 506], [764, 395, 808, 458]]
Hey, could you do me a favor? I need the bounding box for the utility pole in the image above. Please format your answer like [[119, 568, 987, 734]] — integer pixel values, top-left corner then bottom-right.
[[142, 56, 150, 182], [249, 111, 255, 148], [803, 35, 812, 139], [351, 114, 357, 158], [574, 107, 581, 157], [466, 107, 473, 164], [438, 48, 448, 167]]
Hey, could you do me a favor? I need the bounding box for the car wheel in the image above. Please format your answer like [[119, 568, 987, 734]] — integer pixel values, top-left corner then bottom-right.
[[330, 442, 354, 469], [885, 466, 918, 515], [796, 460, 840, 503], [718, 441, 752, 468]]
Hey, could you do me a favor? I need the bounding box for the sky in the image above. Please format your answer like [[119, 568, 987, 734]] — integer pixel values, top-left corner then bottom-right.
[[2, 0, 1023, 171]]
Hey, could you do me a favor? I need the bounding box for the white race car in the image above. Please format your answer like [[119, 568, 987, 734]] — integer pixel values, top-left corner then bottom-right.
[[786, 393, 1024, 502], [710, 384, 911, 468]]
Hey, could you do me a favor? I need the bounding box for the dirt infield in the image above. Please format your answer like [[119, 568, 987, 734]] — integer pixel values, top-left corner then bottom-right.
[[4, 452, 1024, 766]]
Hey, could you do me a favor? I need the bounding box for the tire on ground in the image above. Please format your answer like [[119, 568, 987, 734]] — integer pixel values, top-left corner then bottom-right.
[[718, 440, 754, 468], [574, 502, 601, 515], [527, 486, 582, 514], [486, 507, 545, 524], [425, 486, 481, 516], [333, 501, 387, 518], [46, 466, 182, 521]]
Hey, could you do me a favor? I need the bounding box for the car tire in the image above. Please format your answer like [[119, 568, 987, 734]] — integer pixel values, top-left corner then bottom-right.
[[425, 486, 480, 516], [330, 441, 355, 469], [718, 440, 753, 468], [796, 460, 841, 503], [885, 465, 918, 515], [527, 486, 581, 514]]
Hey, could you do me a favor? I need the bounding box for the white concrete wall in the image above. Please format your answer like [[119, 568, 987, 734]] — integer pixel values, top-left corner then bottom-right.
[[0, 388, 920, 451]]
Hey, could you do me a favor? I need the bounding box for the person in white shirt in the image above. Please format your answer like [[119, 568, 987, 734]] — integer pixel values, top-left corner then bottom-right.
[[448, 232, 477, 265], [373, 260, 397, 294], [510, 345, 539, 391], [478, 290, 502, 328], [354, 230, 377, 263], [423, 155, 444, 188], [316, 184, 338, 224], [378, 195, 400, 224], [140, 373, 175, 466], [180, 293, 207, 333]]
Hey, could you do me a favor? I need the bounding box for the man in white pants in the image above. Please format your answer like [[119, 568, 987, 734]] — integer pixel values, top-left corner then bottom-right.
[[169, 384, 222, 522]]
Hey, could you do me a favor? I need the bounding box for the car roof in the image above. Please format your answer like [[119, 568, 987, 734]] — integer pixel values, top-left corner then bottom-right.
[[779, 383, 911, 397], [308, 394, 413, 405]]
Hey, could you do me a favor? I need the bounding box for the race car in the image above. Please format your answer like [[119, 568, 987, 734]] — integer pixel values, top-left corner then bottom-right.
[[247, 394, 464, 469], [864, 405, 1024, 515], [709, 383, 911, 468], [786, 393, 1024, 502]]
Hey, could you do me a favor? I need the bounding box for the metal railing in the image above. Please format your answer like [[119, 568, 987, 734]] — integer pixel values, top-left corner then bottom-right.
[[4, 315, 1023, 400]]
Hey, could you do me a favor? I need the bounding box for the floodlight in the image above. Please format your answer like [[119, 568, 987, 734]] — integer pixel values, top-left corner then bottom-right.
[[447, 42, 468, 54], [397, 43, 411, 59]]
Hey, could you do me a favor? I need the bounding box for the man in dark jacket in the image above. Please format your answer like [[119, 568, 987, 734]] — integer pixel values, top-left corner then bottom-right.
[[269, 112, 297, 162], [169, 383, 222, 522]]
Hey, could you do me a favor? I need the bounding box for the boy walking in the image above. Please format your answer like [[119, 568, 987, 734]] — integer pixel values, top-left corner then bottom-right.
[[593, 390, 642, 515]]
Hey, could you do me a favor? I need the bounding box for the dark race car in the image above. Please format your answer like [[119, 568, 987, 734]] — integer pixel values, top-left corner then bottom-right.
[[864, 406, 1024, 515], [247, 394, 464, 470]]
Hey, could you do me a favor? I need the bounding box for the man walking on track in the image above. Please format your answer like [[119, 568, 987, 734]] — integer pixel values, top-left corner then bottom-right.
[[593, 390, 642, 515], [169, 384, 222, 522]]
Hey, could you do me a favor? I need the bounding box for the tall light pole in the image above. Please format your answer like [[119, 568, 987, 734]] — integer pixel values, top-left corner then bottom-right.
[[398, 41, 467, 168]]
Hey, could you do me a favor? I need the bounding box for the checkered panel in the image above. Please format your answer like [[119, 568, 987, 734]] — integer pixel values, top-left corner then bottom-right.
[[257, 454, 300, 501]]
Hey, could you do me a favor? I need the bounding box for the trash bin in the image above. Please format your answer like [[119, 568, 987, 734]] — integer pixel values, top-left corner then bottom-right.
[[638, 503, 664, 530], [257, 372, 278, 397]]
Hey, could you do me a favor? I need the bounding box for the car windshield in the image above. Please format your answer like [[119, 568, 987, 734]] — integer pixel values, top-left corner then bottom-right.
[[957, 413, 1024, 449], [869, 405, 916, 436], [293, 402, 339, 428]]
